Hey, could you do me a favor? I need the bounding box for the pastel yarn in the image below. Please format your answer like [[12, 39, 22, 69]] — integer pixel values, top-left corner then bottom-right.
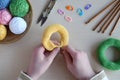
[[0, 25, 7, 40], [0, 0, 10, 10], [0, 9, 12, 25], [9, 0, 30, 17], [42, 24, 69, 51], [97, 38, 120, 70], [9, 17, 27, 34]]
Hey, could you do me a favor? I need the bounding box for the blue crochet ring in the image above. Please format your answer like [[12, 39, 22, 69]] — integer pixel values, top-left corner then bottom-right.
[[0, 0, 10, 10]]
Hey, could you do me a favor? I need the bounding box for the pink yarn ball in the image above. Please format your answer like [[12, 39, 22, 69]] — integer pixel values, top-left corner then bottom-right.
[[0, 9, 12, 25]]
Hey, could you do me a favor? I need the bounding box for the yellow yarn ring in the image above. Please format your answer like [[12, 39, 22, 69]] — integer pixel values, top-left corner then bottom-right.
[[42, 24, 69, 51]]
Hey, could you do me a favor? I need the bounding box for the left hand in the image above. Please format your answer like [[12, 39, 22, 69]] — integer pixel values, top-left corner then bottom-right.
[[61, 46, 95, 80], [26, 44, 60, 80]]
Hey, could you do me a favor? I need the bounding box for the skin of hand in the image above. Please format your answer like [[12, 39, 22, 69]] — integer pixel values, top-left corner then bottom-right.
[[26, 44, 60, 80], [61, 46, 96, 80]]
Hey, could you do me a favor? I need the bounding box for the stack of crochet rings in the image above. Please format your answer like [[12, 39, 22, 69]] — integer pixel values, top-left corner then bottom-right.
[[0, 0, 33, 44]]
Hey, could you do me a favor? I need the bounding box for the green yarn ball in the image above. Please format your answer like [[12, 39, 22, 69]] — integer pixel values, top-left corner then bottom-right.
[[9, 0, 30, 17]]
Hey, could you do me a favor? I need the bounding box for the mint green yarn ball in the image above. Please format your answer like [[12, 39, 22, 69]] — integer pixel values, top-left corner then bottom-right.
[[9, 0, 30, 17]]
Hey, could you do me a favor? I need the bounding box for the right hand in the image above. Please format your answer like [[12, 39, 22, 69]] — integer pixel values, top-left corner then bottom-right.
[[61, 46, 95, 80]]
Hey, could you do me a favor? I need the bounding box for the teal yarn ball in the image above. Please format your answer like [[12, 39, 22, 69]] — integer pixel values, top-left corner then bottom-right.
[[9, 0, 30, 17], [0, 0, 11, 10]]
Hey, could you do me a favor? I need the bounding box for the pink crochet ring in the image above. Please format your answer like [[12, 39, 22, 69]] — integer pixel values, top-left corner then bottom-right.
[[64, 15, 72, 22]]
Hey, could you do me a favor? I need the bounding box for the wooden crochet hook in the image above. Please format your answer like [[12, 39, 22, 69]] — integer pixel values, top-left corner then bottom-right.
[[102, 6, 120, 33], [93, 1, 120, 31], [109, 13, 120, 35], [85, 0, 118, 24], [97, 2, 120, 32]]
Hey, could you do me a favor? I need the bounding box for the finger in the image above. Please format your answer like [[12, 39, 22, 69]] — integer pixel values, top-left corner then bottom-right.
[[62, 50, 73, 65], [48, 48, 60, 60], [36, 45, 45, 54], [52, 40, 60, 46], [64, 45, 77, 57], [34, 45, 45, 58], [60, 48, 64, 54]]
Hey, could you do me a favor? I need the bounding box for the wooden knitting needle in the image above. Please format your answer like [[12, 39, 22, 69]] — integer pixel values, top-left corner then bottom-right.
[[85, 0, 118, 24], [93, 1, 120, 31], [102, 6, 120, 33], [109, 13, 120, 35]]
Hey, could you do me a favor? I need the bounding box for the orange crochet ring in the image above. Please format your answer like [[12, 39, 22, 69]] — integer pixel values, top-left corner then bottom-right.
[[66, 5, 74, 11]]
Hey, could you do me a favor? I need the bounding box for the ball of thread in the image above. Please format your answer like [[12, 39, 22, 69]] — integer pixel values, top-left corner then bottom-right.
[[9, 17, 27, 34], [0, 0, 10, 10], [9, 0, 30, 17], [0, 9, 12, 25], [0, 24, 7, 40]]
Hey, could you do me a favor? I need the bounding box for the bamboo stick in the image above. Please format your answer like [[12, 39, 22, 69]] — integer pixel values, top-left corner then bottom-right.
[[93, 1, 120, 31], [85, 0, 118, 24], [102, 6, 120, 33], [109, 13, 120, 35]]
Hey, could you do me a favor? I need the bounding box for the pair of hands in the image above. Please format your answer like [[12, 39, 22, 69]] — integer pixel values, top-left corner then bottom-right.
[[26, 44, 95, 80]]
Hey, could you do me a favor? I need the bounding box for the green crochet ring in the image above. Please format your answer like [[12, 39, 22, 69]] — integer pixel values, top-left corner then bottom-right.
[[98, 38, 120, 70]]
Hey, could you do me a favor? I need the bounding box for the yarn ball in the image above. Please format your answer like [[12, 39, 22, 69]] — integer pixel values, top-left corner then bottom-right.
[[0, 9, 12, 25], [9, 17, 27, 34], [9, 0, 30, 17], [0, 25, 7, 40], [0, 0, 10, 10]]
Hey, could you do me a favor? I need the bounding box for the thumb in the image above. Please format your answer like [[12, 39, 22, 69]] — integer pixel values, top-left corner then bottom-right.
[[48, 48, 60, 60]]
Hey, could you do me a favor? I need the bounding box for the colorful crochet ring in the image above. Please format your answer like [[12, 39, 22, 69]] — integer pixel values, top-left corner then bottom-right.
[[85, 4, 92, 10], [64, 15, 72, 22], [42, 24, 69, 51], [66, 5, 74, 11], [57, 9, 65, 15], [76, 8, 84, 16], [97, 38, 120, 70]]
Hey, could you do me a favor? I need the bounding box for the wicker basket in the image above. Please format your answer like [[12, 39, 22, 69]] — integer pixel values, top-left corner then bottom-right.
[[0, 0, 33, 44]]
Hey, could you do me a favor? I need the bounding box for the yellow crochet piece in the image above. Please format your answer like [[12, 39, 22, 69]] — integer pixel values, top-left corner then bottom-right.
[[42, 24, 69, 51], [0, 25, 7, 40]]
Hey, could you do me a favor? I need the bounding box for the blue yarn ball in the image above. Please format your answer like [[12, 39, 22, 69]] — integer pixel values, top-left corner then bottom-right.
[[0, 0, 10, 10]]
